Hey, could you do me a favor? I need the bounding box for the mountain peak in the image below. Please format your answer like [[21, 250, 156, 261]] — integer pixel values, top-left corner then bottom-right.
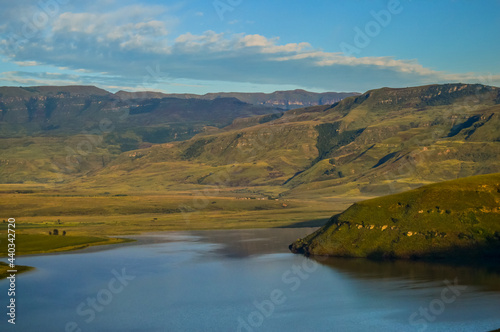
[[333, 83, 499, 114]]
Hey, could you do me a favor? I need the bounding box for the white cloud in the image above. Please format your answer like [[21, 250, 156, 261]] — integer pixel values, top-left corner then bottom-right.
[[172, 32, 311, 55], [240, 34, 270, 47], [174, 31, 226, 52], [51, 8, 171, 53], [274, 51, 437, 76], [0, 71, 81, 86], [14, 61, 40, 67], [1, 3, 498, 93]]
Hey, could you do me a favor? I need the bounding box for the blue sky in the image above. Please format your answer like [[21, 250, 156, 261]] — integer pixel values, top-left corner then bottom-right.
[[0, 0, 499, 94]]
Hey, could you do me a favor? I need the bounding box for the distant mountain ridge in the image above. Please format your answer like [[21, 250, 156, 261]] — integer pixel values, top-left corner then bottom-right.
[[114, 89, 361, 110], [0, 85, 356, 183], [0, 85, 286, 138], [0, 86, 358, 136], [0, 85, 110, 99]]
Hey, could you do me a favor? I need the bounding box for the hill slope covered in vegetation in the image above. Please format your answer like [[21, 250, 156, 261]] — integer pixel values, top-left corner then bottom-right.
[[290, 173, 500, 259], [72, 83, 500, 197]]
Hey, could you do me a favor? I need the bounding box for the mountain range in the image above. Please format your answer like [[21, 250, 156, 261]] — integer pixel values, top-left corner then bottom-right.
[[0, 85, 284, 138], [115, 89, 359, 110], [66, 83, 500, 197], [0, 86, 356, 183], [1, 83, 500, 200]]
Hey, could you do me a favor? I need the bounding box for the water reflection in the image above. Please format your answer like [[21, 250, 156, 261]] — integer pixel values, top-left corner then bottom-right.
[[3, 228, 500, 332], [133, 228, 500, 293], [192, 228, 318, 258], [313, 256, 500, 292], [134, 227, 319, 258]]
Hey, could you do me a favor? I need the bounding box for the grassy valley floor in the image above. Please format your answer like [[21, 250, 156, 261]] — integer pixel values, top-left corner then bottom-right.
[[0, 184, 362, 259]]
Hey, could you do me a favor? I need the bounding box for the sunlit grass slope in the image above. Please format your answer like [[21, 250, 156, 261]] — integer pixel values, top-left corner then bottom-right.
[[291, 173, 500, 260]]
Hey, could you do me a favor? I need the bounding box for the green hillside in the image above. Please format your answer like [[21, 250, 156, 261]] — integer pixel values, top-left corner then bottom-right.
[[290, 173, 500, 259], [72, 83, 500, 198], [0, 86, 284, 183], [0, 86, 361, 184]]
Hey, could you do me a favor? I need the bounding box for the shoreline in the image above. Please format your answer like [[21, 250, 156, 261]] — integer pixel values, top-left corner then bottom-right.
[[0, 227, 321, 277], [9, 224, 323, 258], [0, 262, 35, 279]]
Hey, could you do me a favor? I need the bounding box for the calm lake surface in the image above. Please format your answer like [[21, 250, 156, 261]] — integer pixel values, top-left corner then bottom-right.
[[1, 228, 500, 332]]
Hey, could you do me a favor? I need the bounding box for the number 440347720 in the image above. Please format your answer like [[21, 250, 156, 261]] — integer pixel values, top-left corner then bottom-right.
[[7, 218, 16, 268]]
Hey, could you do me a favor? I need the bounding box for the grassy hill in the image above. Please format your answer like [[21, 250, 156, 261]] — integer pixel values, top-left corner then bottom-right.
[[0, 85, 361, 184], [0, 86, 285, 183], [290, 173, 500, 260], [71, 83, 500, 199]]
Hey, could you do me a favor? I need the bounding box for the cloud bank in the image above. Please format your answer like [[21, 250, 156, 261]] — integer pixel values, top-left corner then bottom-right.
[[1, 2, 498, 93]]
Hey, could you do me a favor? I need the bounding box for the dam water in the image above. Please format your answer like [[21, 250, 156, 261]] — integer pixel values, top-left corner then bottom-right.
[[2, 228, 500, 331]]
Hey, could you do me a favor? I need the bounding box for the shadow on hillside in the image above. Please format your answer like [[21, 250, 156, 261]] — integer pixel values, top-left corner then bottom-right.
[[276, 218, 330, 228]]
